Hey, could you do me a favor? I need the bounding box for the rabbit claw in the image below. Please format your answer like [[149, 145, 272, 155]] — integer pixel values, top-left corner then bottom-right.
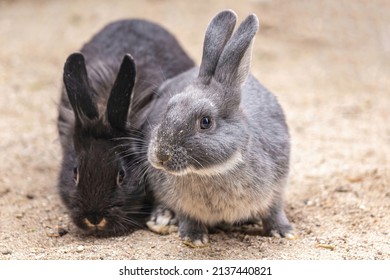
[[182, 234, 209, 248]]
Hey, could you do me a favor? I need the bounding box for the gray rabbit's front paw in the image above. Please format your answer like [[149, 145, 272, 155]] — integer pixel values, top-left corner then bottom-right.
[[262, 207, 296, 239], [179, 217, 209, 247], [146, 205, 178, 235], [266, 224, 296, 239]]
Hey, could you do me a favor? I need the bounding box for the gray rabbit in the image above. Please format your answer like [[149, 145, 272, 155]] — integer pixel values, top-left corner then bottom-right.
[[145, 10, 293, 246], [58, 19, 194, 236]]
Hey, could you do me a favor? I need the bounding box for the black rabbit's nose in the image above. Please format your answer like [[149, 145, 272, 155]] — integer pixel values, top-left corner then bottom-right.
[[86, 213, 103, 225]]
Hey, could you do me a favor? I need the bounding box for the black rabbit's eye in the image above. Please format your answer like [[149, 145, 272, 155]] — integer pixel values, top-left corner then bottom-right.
[[117, 169, 125, 186], [200, 116, 212, 129], [73, 167, 79, 184]]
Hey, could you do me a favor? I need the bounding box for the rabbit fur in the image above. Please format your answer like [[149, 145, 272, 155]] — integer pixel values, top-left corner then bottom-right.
[[145, 10, 293, 246], [57, 19, 194, 236]]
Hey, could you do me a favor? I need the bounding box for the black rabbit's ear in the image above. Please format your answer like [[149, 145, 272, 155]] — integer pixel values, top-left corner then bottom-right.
[[106, 54, 136, 131], [63, 53, 99, 124], [198, 10, 237, 82], [214, 14, 259, 87]]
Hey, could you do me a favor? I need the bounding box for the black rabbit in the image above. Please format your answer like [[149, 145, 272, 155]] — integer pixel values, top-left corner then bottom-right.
[[57, 19, 194, 236]]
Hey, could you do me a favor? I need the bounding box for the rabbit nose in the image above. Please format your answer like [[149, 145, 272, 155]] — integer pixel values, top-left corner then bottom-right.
[[86, 213, 104, 225], [156, 151, 171, 165]]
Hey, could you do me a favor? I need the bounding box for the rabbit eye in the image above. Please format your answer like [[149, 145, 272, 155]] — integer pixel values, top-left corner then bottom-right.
[[73, 167, 79, 184], [200, 116, 212, 129], [116, 169, 125, 186]]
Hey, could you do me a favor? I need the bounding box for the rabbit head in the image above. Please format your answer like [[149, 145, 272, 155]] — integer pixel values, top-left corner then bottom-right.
[[148, 11, 259, 176], [59, 53, 150, 236]]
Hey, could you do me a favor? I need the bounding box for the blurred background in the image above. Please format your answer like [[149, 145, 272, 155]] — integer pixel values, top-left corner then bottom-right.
[[0, 0, 389, 259]]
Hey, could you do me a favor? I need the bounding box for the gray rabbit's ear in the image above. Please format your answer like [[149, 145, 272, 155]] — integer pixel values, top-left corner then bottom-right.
[[214, 14, 259, 87], [63, 53, 99, 124], [106, 54, 136, 131], [198, 10, 237, 82]]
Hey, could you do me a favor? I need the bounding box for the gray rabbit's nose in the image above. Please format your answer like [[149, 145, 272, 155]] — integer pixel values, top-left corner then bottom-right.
[[156, 152, 171, 165]]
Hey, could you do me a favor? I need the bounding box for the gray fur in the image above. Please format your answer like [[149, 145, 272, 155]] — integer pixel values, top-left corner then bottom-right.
[[145, 11, 293, 245], [198, 10, 237, 81]]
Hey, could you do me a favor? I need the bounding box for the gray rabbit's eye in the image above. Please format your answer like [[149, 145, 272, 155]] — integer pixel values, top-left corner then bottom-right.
[[200, 116, 212, 129], [73, 167, 79, 185], [116, 169, 125, 186]]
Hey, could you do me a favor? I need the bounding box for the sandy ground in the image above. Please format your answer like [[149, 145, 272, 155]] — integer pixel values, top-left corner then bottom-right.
[[0, 0, 389, 260]]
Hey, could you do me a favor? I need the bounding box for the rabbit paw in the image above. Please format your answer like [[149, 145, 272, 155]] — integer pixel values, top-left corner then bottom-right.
[[146, 205, 178, 235], [267, 227, 297, 239], [262, 207, 296, 239], [182, 233, 209, 248], [262, 218, 296, 239], [179, 217, 209, 247]]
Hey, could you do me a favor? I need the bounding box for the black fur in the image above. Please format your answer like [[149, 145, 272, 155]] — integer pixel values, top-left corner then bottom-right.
[[57, 19, 194, 236]]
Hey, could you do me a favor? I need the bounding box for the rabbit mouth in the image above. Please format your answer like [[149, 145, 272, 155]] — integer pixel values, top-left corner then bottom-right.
[[84, 217, 107, 230], [81, 218, 130, 237], [150, 148, 244, 177], [74, 217, 111, 237]]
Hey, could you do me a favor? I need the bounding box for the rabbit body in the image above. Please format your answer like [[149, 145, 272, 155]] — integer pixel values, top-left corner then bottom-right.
[[58, 19, 194, 236], [146, 11, 292, 246]]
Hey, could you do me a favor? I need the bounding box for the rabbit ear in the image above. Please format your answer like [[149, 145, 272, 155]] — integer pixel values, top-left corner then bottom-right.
[[214, 14, 259, 87], [63, 53, 99, 123], [198, 10, 237, 82], [106, 54, 136, 130]]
